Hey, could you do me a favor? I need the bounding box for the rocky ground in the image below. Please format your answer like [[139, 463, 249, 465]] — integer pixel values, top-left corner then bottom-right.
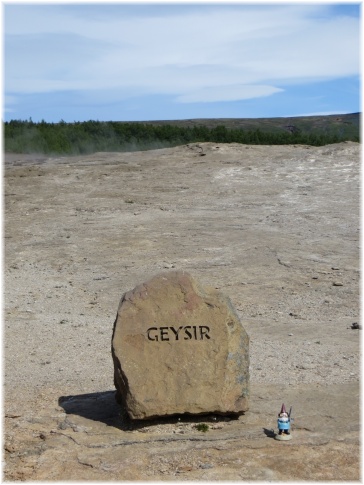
[[4, 141, 360, 480]]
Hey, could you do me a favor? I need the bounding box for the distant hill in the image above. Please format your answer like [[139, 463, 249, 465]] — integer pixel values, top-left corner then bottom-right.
[[141, 112, 360, 139], [4, 113, 360, 155]]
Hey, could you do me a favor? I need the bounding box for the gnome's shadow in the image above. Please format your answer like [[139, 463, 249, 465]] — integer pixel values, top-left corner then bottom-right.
[[263, 428, 276, 439], [58, 391, 240, 431]]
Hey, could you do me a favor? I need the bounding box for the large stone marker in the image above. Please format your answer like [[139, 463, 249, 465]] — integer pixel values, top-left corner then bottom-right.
[[111, 271, 249, 419]]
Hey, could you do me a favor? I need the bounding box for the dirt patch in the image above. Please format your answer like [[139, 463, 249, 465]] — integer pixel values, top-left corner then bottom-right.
[[4, 142, 360, 480]]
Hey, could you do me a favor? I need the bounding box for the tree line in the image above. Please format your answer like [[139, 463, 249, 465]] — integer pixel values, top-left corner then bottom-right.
[[4, 119, 359, 155]]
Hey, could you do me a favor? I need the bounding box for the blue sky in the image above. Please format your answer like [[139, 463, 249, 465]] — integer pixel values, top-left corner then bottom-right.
[[3, 2, 361, 122]]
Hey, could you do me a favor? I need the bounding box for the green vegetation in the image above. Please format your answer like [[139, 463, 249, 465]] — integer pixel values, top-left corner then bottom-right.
[[195, 423, 209, 432], [4, 113, 360, 155]]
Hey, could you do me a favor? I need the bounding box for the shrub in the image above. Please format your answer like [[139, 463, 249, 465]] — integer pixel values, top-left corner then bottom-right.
[[195, 423, 209, 432]]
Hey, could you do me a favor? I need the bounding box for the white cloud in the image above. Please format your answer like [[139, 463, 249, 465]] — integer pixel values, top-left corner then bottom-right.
[[176, 85, 284, 103], [4, 4, 360, 104], [287, 110, 354, 117]]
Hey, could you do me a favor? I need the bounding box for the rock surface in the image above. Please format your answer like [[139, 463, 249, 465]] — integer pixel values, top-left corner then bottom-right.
[[112, 271, 249, 419], [4, 142, 360, 480]]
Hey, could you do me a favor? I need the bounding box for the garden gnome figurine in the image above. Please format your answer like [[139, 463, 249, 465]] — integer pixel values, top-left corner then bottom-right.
[[275, 403, 292, 441]]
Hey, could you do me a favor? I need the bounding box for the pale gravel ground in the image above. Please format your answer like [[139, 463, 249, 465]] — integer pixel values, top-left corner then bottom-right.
[[4, 142, 360, 413], [3, 142, 360, 481]]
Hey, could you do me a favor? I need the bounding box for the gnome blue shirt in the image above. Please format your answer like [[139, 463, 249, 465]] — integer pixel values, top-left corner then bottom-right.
[[277, 415, 290, 430]]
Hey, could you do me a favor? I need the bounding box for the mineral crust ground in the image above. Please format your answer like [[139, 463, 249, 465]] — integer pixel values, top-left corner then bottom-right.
[[4, 142, 360, 480]]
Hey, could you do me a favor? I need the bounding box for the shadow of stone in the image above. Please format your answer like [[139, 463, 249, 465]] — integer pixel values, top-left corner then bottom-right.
[[58, 391, 242, 432], [58, 391, 126, 429]]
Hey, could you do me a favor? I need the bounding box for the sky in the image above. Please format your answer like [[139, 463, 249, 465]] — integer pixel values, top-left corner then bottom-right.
[[3, 2, 362, 122]]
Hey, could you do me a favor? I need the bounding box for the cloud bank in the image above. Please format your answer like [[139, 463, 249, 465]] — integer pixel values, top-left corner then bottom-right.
[[4, 4, 360, 113]]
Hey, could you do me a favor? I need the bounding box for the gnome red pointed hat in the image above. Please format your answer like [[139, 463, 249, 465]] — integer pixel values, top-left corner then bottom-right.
[[279, 403, 287, 414]]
